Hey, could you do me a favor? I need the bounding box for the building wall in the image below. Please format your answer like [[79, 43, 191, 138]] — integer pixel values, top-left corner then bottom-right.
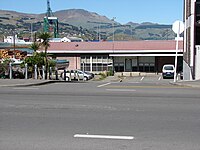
[[113, 56, 179, 73], [80, 55, 113, 72], [53, 53, 182, 73], [53, 55, 80, 70], [67, 56, 80, 70], [184, 0, 196, 80], [195, 45, 200, 79]]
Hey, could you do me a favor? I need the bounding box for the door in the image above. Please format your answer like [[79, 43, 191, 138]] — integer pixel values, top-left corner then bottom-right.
[[125, 59, 132, 72]]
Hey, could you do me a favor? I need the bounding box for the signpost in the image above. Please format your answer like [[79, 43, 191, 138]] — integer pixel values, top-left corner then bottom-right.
[[172, 20, 184, 82]]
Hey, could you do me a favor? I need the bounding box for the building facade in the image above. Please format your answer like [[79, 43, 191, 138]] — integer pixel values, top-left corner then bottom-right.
[[184, 0, 200, 80], [41, 40, 183, 74]]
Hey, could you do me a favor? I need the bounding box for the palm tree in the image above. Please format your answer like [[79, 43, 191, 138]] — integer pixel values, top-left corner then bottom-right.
[[30, 42, 40, 53], [38, 32, 51, 79]]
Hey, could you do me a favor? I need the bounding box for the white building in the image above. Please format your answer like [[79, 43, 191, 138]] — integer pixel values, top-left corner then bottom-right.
[[4, 35, 32, 45], [61, 37, 83, 42]]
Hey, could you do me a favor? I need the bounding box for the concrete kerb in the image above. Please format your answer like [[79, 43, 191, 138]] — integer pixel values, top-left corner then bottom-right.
[[14, 80, 58, 87], [0, 80, 55, 87], [0, 79, 92, 87], [169, 80, 200, 88]]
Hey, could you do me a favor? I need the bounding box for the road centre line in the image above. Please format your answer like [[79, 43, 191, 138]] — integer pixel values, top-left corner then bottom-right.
[[74, 134, 134, 140], [97, 82, 111, 88]]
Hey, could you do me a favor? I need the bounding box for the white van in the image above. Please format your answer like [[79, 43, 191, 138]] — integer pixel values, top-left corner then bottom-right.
[[162, 64, 175, 79]]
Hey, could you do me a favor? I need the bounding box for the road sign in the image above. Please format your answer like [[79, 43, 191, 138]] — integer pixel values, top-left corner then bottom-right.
[[172, 20, 184, 35]]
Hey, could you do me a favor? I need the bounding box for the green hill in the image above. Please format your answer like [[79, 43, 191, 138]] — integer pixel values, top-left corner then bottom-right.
[[0, 9, 176, 41]]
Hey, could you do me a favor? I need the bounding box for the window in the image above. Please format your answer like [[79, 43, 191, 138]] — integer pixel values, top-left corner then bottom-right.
[[81, 55, 113, 72]]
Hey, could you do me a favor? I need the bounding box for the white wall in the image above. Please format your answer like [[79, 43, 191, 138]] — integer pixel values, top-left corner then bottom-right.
[[195, 45, 200, 79]]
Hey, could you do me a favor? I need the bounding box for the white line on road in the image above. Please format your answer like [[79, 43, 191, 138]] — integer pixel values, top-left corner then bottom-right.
[[74, 134, 134, 140], [106, 89, 136, 92], [140, 76, 144, 81], [97, 82, 111, 88], [158, 76, 162, 80], [129, 82, 140, 84]]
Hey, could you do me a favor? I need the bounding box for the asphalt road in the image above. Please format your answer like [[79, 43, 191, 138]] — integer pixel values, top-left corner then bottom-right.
[[0, 79, 200, 150]]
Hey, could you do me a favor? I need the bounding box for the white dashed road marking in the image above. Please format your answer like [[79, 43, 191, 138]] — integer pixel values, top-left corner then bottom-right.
[[97, 83, 111, 88], [158, 76, 162, 80], [74, 134, 134, 140]]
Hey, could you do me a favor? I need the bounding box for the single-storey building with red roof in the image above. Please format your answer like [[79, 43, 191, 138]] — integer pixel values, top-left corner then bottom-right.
[[41, 40, 183, 73]]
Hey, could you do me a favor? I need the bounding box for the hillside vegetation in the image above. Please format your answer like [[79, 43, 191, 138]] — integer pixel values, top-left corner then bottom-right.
[[0, 9, 176, 41]]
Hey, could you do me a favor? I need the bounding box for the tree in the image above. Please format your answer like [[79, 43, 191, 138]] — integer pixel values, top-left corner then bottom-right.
[[38, 32, 51, 79], [0, 58, 10, 78], [21, 52, 45, 78], [30, 42, 40, 53]]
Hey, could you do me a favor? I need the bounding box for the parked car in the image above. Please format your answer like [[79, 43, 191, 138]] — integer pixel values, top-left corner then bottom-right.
[[75, 70, 91, 81], [60, 70, 91, 81], [162, 64, 175, 79], [84, 71, 95, 79]]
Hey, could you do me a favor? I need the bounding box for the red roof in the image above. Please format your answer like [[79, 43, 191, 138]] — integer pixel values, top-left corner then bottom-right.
[[43, 40, 183, 52]]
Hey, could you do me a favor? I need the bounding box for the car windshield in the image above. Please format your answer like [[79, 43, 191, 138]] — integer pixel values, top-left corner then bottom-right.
[[164, 66, 174, 70]]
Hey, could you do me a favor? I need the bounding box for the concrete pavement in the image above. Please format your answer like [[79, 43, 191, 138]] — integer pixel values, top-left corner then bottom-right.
[[0, 76, 122, 87], [0, 79, 55, 87], [0, 77, 200, 88], [170, 79, 200, 88]]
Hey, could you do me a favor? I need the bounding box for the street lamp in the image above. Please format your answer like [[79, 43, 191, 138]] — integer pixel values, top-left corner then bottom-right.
[[29, 18, 33, 42]]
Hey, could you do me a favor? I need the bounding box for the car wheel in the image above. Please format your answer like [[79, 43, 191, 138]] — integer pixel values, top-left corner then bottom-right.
[[65, 77, 69, 81], [83, 76, 88, 81]]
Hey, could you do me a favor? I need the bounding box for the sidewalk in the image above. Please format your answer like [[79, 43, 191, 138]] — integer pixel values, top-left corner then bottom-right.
[[170, 80, 200, 88], [0, 79, 55, 87], [0, 75, 122, 87], [1, 78, 200, 88]]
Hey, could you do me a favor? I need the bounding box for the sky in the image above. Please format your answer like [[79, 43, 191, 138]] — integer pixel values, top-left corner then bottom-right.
[[0, 0, 183, 25]]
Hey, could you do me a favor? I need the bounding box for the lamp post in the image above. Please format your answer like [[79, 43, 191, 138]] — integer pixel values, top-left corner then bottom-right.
[[29, 18, 33, 42]]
